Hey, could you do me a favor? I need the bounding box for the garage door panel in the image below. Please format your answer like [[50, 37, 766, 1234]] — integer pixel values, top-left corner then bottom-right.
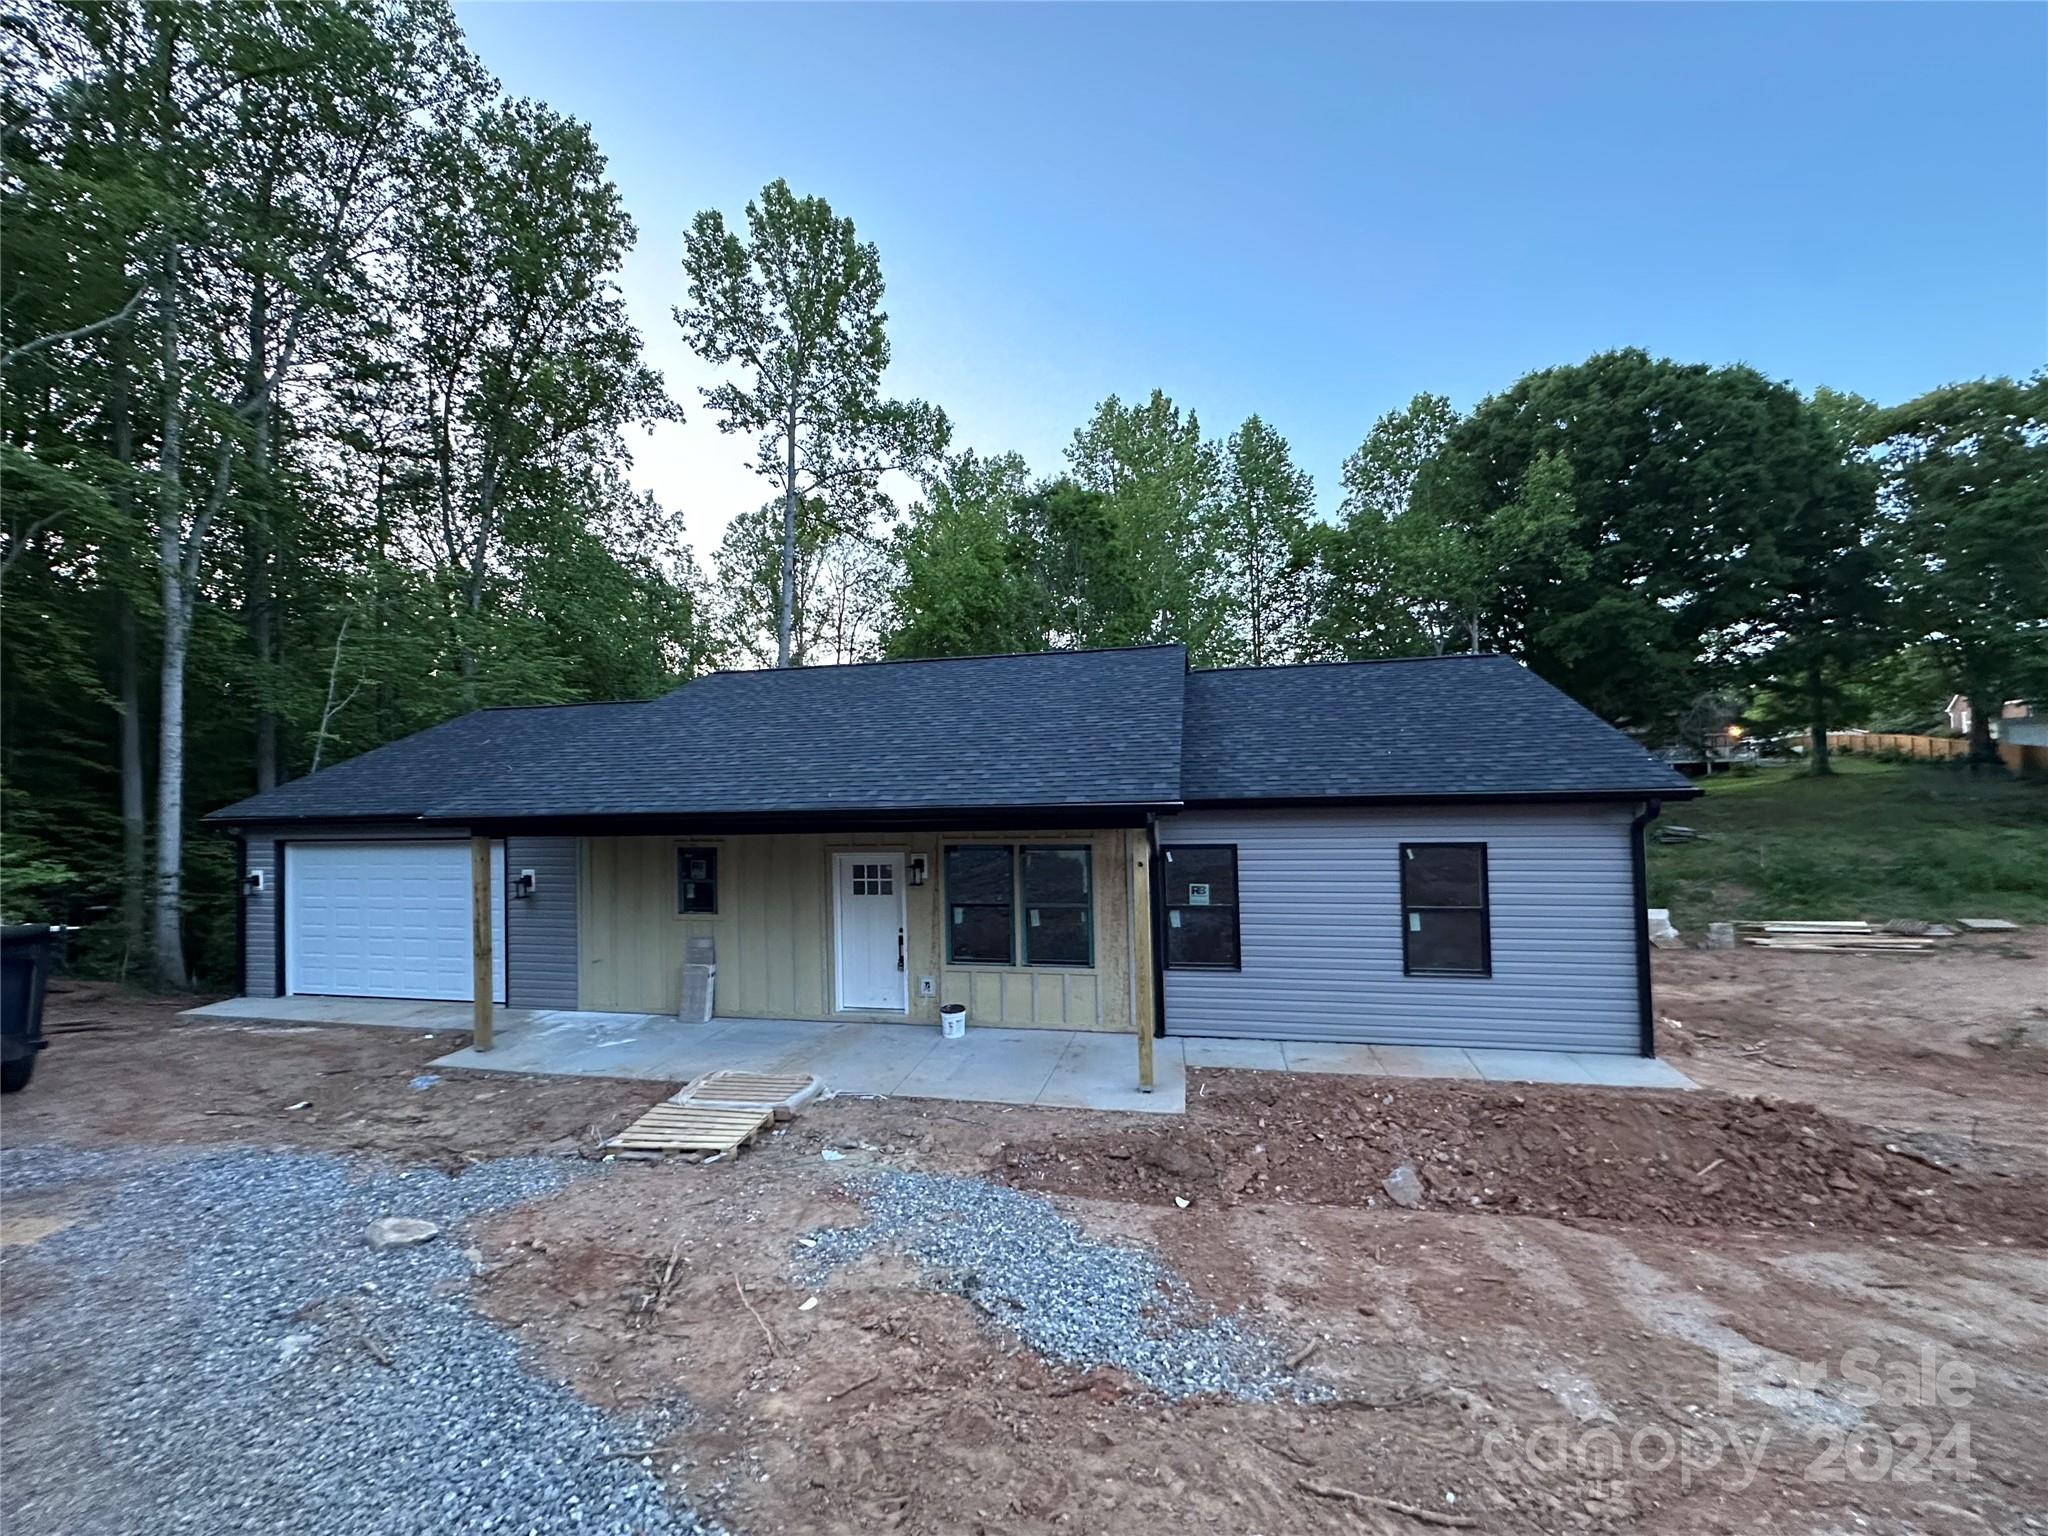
[[286, 842, 505, 1002]]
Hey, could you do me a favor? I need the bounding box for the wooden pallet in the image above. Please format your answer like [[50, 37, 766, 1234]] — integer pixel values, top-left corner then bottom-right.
[[604, 1101, 773, 1154], [673, 1071, 825, 1122]]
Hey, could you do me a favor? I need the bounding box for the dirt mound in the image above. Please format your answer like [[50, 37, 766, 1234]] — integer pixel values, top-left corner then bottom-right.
[[998, 1072, 2048, 1243]]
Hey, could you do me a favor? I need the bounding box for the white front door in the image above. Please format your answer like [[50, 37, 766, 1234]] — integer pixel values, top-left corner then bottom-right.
[[833, 852, 906, 1011]]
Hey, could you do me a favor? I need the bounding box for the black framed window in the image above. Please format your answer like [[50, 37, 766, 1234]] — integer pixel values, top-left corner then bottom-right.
[[677, 846, 719, 915], [1400, 842, 1490, 977], [1021, 846, 1093, 966], [1162, 844, 1240, 969], [945, 845, 1014, 964]]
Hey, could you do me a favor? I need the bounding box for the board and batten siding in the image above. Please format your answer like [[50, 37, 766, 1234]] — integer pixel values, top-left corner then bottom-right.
[[504, 836, 578, 1009], [233, 823, 580, 1010], [579, 829, 1135, 1032], [1159, 804, 1645, 1054]]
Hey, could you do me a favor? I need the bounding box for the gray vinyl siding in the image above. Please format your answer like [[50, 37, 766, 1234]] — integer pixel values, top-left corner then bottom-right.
[[243, 838, 279, 996], [1160, 804, 1644, 1054], [505, 836, 579, 1009], [233, 821, 477, 1001]]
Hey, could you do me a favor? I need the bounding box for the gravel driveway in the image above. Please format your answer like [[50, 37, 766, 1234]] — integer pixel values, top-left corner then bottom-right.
[[798, 1168, 1312, 1401], [0, 1145, 719, 1536]]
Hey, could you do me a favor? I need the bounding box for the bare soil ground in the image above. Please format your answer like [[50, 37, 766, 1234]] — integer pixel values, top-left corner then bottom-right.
[[1655, 928, 2048, 1170], [5, 947, 2046, 1536]]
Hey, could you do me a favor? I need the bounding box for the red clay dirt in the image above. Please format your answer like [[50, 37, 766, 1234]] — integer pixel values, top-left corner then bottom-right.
[[996, 1074, 2048, 1242], [1653, 929, 2048, 1169], [4, 945, 2045, 1536]]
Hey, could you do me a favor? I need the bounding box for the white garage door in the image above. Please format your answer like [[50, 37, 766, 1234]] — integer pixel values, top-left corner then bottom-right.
[[285, 841, 506, 1002]]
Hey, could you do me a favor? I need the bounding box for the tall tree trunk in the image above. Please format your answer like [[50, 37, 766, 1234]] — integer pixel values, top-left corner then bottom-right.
[[117, 593, 147, 963], [244, 262, 278, 790], [151, 238, 190, 988], [777, 416, 797, 668], [1248, 535, 1264, 667], [253, 567, 277, 789], [1806, 662, 1832, 775], [1967, 696, 1999, 767], [108, 322, 149, 965]]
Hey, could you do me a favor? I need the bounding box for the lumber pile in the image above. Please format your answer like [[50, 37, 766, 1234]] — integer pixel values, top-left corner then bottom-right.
[[1736, 920, 1955, 952], [601, 1071, 827, 1159]]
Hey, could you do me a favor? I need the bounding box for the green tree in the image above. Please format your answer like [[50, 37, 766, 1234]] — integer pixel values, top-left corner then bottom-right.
[[709, 496, 892, 668], [1300, 394, 1456, 659], [2, 1, 701, 987], [677, 179, 948, 668], [885, 451, 1046, 658], [1867, 374, 2048, 764], [400, 97, 675, 703], [1731, 388, 1886, 773], [1441, 349, 1868, 730], [1067, 390, 1224, 659], [1023, 478, 1153, 650], [1216, 415, 1316, 665]]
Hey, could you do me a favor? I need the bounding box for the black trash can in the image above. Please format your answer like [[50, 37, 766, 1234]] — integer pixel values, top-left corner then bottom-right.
[[1, 924, 66, 1093]]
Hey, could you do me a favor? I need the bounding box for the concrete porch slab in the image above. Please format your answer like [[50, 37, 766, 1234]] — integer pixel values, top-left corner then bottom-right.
[[182, 997, 1687, 1102], [183, 996, 493, 1034], [1036, 1031, 1188, 1114], [184, 996, 1183, 1112]]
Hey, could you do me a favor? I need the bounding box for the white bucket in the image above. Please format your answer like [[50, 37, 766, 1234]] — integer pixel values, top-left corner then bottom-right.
[[939, 1003, 967, 1040]]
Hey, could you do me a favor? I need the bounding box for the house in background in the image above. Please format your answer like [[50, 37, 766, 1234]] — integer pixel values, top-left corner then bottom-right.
[[1945, 695, 2035, 737], [208, 648, 1698, 1081]]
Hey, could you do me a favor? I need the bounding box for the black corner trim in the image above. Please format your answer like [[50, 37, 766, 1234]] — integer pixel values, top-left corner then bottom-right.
[[273, 840, 288, 997], [1630, 799, 1663, 1057]]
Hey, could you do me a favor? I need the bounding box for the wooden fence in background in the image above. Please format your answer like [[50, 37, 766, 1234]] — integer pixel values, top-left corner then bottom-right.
[[1826, 731, 2048, 778]]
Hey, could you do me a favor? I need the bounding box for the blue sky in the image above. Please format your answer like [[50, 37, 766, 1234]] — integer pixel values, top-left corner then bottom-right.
[[455, 2, 2048, 545]]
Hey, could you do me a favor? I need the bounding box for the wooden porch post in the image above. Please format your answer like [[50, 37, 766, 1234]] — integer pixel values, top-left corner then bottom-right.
[[471, 834, 494, 1052], [1130, 830, 1156, 1092]]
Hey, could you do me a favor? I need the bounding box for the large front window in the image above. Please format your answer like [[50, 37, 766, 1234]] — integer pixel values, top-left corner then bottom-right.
[[944, 845, 1014, 964], [1021, 846, 1093, 966], [945, 844, 1094, 966]]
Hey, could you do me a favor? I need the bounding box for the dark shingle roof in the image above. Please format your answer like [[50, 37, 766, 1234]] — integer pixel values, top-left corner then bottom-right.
[[209, 646, 1189, 824], [208, 646, 1694, 827], [205, 703, 649, 823], [1179, 654, 1696, 801]]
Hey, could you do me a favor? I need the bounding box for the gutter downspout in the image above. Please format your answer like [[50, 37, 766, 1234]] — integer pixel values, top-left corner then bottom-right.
[[1630, 798, 1663, 1057]]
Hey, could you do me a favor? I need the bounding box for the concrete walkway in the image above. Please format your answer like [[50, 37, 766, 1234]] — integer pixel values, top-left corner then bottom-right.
[[1180, 1036, 1694, 1089], [182, 997, 1694, 1114]]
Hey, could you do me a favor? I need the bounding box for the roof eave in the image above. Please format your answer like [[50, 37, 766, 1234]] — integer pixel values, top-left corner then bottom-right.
[[1178, 785, 1704, 810], [208, 800, 1187, 834]]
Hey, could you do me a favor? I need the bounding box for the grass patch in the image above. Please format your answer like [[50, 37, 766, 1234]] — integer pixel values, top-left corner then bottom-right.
[[1647, 757, 2048, 933]]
